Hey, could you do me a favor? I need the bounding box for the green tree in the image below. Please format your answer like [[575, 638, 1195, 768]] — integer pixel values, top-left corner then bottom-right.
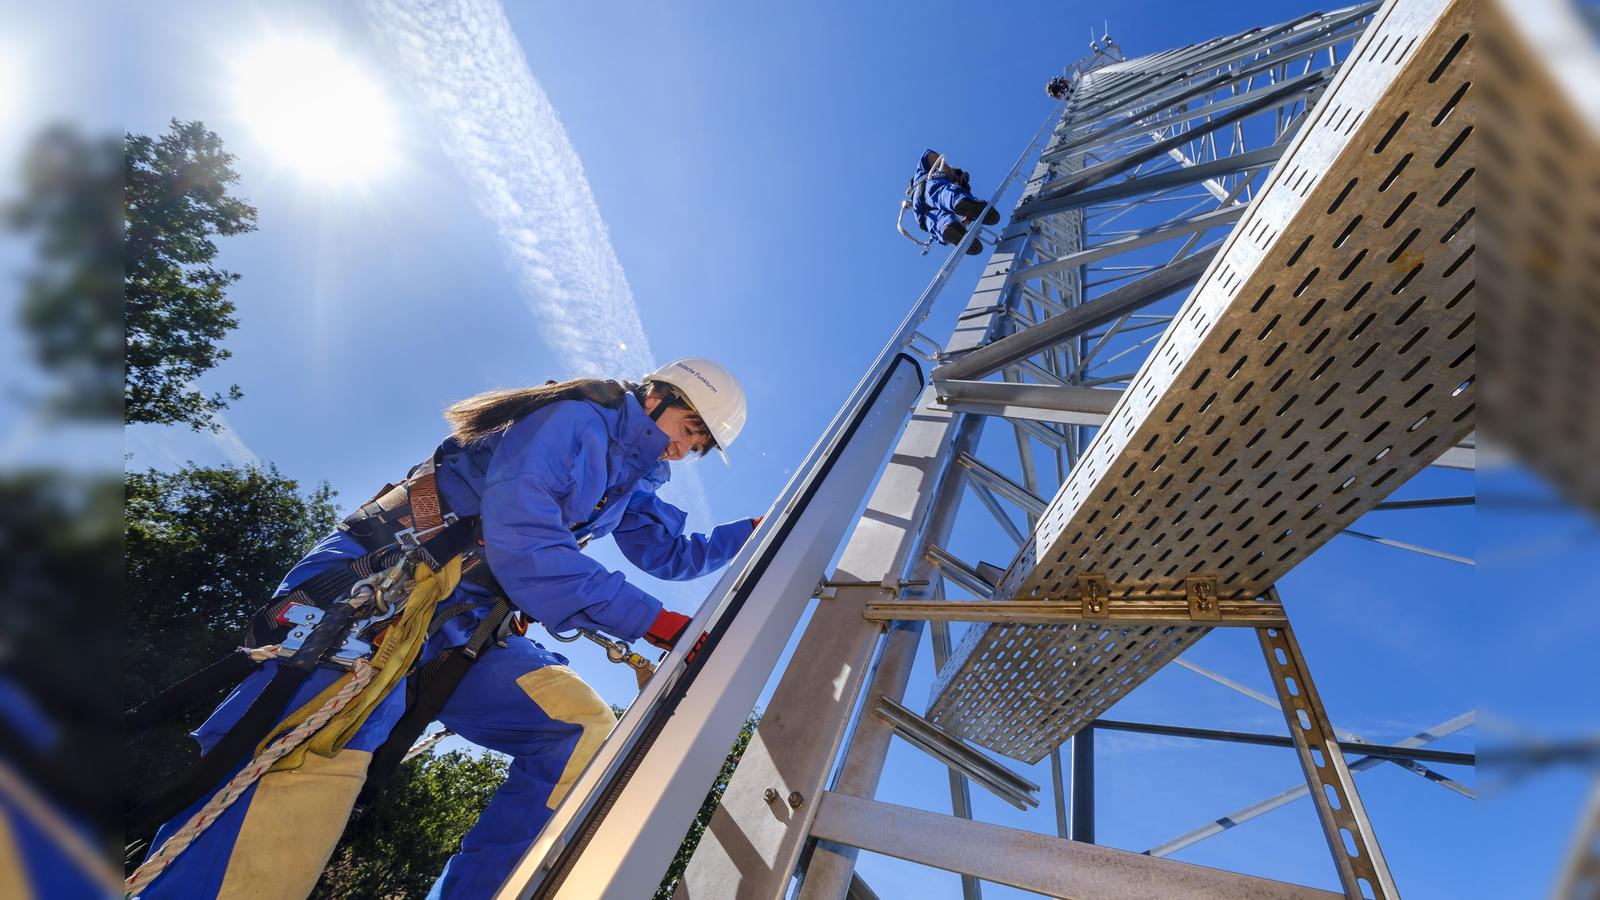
[[124, 119, 257, 430], [4, 126, 124, 421], [313, 749, 510, 899], [125, 463, 338, 797]]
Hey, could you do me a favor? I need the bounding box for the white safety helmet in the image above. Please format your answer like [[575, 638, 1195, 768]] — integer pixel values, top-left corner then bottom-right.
[[644, 357, 748, 462]]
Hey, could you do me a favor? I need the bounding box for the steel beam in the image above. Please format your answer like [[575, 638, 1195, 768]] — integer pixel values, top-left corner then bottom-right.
[[934, 247, 1219, 383], [1039, 72, 1329, 201], [954, 451, 1049, 517], [808, 793, 1340, 899], [1018, 145, 1285, 222], [935, 381, 1122, 429], [873, 697, 1040, 811], [1008, 204, 1246, 286]]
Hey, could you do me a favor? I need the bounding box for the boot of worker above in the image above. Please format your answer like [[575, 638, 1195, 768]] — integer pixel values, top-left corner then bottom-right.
[[126, 358, 762, 900], [907, 148, 1001, 256]]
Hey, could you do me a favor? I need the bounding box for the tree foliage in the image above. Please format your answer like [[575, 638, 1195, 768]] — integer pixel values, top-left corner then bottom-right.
[[313, 749, 510, 900], [125, 463, 337, 797], [4, 126, 124, 421], [124, 119, 257, 430]]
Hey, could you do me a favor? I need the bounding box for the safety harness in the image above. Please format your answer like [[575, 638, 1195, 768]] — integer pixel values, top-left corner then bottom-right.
[[897, 152, 973, 251], [124, 379, 648, 861]]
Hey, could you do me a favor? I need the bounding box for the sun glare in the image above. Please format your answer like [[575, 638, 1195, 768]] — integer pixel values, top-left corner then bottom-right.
[[234, 39, 396, 182]]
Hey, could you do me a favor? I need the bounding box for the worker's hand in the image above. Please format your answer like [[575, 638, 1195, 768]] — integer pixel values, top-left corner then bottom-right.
[[645, 609, 692, 650]]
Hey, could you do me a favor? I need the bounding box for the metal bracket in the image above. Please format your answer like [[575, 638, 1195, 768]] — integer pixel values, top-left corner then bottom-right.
[[393, 511, 459, 556], [1079, 574, 1109, 618], [1186, 576, 1222, 622]]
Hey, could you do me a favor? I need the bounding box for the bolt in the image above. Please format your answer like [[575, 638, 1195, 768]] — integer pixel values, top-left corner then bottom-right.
[[764, 788, 779, 804], [787, 791, 804, 809]]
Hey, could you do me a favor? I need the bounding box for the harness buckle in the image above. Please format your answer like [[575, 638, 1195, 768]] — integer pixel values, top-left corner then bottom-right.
[[394, 512, 460, 557], [276, 603, 325, 655]]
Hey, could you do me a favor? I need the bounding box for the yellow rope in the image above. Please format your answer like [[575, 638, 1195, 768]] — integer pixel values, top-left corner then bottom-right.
[[124, 658, 375, 897], [125, 556, 464, 895]]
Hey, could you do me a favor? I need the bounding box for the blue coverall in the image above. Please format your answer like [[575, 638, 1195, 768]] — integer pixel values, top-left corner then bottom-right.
[[910, 148, 980, 246], [139, 393, 755, 899]]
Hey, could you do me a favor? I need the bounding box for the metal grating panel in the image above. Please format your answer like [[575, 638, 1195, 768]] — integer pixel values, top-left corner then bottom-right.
[[930, 0, 1474, 763]]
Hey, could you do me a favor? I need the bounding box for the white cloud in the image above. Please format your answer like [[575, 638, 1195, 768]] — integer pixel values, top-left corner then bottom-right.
[[357, 0, 711, 526], [123, 412, 260, 472]]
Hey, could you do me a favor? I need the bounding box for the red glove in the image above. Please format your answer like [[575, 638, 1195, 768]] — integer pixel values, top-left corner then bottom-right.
[[645, 609, 692, 650]]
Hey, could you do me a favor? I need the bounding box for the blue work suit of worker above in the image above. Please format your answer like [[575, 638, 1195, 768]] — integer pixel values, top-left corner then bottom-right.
[[135, 359, 758, 900], [908, 148, 1001, 256]]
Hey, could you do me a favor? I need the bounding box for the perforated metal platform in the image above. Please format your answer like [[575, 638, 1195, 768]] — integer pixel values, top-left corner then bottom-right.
[[929, 0, 1475, 764]]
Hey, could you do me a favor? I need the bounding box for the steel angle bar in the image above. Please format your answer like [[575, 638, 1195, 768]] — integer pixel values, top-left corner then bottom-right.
[[954, 450, 1049, 517], [1089, 719, 1474, 766], [934, 247, 1220, 382], [874, 697, 1040, 810], [924, 545, 997, 599], [1014, 357, 1071, 387], [1018, 145, 1284, 222], [1370, 495, 1473, 510], [808, 793, 1341, 900], [845, 874, 878, 900], [1010, 205, 1246, 286], [1064, 9, 1342, 130], [1146, 712, 1476, 858], [1055, 63, 1326, 163], [970, 483, 1028, 547], [999, 414, 1070, 449], [1338, 529, 1475, 566], [935, 382, 1121, 431], [1040, 72, 1330, 201]]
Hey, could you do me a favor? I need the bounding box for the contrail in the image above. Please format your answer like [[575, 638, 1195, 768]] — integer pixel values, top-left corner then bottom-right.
[[357, 0, 712, 526]]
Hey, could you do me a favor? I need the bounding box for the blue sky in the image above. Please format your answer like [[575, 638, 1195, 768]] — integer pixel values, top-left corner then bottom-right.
[[4, 0, 1572, 895]]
